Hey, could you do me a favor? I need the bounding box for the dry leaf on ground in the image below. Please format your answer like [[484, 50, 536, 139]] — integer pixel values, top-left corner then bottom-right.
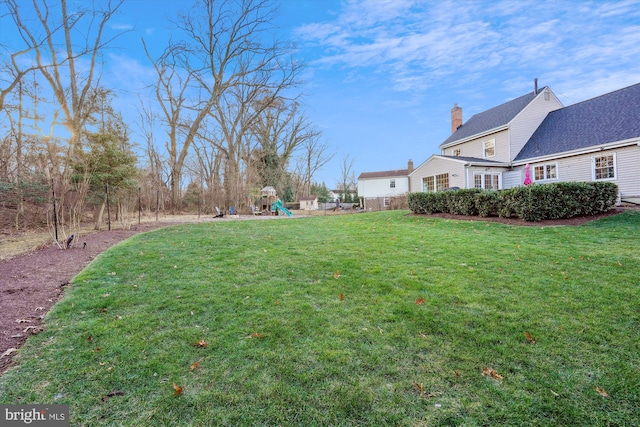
[[482, 367, 503, 380], [524, 331, 536, 344], [173, 383, 183, 396], [190, 358, 203, 371]]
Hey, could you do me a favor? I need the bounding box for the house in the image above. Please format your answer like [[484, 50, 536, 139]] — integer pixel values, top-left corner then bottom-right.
[[330, 186, 358, 203], [300, 195, 318, 211], [408, 81, 640, 201], [357, 160, 413, 210]]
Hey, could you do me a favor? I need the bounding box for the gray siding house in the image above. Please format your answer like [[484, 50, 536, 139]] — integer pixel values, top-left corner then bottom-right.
[[408, 82, 640, 201]]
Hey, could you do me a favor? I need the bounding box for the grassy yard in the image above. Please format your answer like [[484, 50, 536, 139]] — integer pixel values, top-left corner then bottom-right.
[[1, 210, 639, 426]]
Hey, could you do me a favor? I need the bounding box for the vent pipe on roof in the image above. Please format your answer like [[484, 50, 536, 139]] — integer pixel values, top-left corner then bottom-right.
[[534, 78, 539, 95]]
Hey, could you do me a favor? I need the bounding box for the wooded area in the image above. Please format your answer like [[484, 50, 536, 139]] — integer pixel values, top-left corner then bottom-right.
[[0, 0, 335, 232]]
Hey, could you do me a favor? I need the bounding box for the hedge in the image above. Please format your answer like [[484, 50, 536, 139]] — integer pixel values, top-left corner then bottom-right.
[[407, 181, 618, 222]]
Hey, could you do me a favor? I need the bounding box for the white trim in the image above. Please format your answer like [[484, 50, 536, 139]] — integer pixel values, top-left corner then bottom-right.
[[483, 138, 496, 158], [513, 137, 640, 166], [439, 125, 507, 149], [591, 152, 617, 181], [473, 172, 502, 190], [532, 161, 558, 182]]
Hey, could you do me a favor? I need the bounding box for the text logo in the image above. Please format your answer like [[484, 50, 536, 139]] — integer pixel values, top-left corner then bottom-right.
[[1, 405, 69, 426]]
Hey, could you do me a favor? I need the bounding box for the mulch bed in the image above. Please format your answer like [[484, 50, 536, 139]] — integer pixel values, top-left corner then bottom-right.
[[0, 222, 180, 373], [412, 207, 627, 226], [0, 208, 632, 374]]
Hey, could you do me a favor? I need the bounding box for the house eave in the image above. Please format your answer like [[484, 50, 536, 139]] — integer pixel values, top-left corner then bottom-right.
[[439, 125, 509, 149], [358, 173, 408, 180], [513, 137, 640, 165], [464, 160, 511, 167]]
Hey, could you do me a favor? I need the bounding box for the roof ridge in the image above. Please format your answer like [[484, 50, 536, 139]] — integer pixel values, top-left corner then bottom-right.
[[440, 89, 539, 147], [560, 82, 640, 108]]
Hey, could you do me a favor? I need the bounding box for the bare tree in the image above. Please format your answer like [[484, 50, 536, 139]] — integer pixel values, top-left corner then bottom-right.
[[192, 131, 223, 210], [250, 99, 321, 199], [337, 154, 356, 203], [294, 135, 333, 198], [144, 0, 302, 210], [5, 0, 126, 153], [136, 100, 170, 214]]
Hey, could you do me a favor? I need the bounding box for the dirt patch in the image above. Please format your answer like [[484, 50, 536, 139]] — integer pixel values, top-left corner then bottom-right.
[[0, 213, 306, 373], [0, 221, 185, 373]]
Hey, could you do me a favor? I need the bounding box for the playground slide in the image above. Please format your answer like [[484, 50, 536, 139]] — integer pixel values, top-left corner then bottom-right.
[[272, 199, 293, 217]]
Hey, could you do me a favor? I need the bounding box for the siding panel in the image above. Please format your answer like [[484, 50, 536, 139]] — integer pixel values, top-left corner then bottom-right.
[[409, 157, 465, 191], [443, 130, 510, 162], [528, 145, 640, 196], [509, 89, 563, 160]]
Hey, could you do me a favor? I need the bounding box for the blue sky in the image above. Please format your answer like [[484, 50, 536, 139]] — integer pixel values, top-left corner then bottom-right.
[[5, 0, 640, 187]]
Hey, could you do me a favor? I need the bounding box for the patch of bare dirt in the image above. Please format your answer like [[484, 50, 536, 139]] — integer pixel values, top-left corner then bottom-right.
[[0, 213, 300, 373], [0, 222, 183, 373]]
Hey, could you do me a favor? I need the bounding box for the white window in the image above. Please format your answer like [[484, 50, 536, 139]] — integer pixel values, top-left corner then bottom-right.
[[474, 173, 501, 190], [453, 149, 461, 156], [422, 174, 449, 192], [383, 197, 390, 207], [592, 154, 616, 180], [533, 163, 557, 181], [423, 176, 434, 192], [390, 179, 396, 188], [483, 138, 495, 158], [436, 173, 449, 191]]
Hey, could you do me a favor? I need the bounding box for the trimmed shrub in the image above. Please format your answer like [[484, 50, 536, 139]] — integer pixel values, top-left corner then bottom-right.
[[407, 192, 441, 214], [432, 192, 449, 213], [475, 190, 501, 217], [445, 188, 482, 215], [409, 181, 618, 221]]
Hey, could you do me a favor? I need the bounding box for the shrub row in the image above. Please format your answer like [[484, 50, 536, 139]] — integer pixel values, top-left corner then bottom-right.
[[408, 182, 618, 222]]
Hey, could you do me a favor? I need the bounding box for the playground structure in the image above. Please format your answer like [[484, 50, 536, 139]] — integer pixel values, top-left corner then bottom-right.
[[252, 186, 293, 217]]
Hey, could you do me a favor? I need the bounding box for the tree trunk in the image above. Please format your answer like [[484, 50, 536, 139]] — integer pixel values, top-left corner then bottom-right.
[[94, 201, 105, 230]]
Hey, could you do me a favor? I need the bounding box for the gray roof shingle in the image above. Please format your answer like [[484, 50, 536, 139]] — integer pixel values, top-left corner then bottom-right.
[[440, 90, 541, 147], [358, 169, 408, 179], [515, 83, 640, 161]]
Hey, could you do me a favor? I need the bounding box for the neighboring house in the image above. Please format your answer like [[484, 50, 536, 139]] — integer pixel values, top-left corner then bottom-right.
[[300, 196, 318, 211], [358, 160, 413, 210], [330, 186, 358, 202], [408, 82, 640, 201]]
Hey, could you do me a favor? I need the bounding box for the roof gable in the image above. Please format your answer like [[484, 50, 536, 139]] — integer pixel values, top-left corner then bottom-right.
[[440, 90, 542, 147], [358, 169, 408, 179], [515, 83, 640, 161]]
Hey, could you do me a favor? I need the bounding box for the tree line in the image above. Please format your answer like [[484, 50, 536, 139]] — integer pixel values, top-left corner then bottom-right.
[[0, 0, 334, 231]]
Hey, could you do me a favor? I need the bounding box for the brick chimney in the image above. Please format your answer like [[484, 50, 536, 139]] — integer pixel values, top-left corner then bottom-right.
[[408, 159, 414, 173], [451, 104, 462, 134]]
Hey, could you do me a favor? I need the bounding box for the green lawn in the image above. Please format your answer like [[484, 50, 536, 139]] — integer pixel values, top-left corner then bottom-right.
[[1, 211, 639, 426]]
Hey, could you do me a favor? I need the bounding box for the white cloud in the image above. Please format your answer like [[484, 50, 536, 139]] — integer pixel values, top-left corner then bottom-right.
[[293, 0, 640, 99]]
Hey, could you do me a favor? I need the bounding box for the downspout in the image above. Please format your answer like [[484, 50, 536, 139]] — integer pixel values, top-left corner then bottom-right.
[[465, 164, 470, 189]]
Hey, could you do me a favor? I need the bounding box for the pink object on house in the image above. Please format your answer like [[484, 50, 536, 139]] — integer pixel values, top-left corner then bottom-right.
[[524, 164, 532, 185]]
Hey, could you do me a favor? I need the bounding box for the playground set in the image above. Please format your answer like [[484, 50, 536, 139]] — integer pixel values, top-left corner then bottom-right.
[[251, 186, 293, 217]]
